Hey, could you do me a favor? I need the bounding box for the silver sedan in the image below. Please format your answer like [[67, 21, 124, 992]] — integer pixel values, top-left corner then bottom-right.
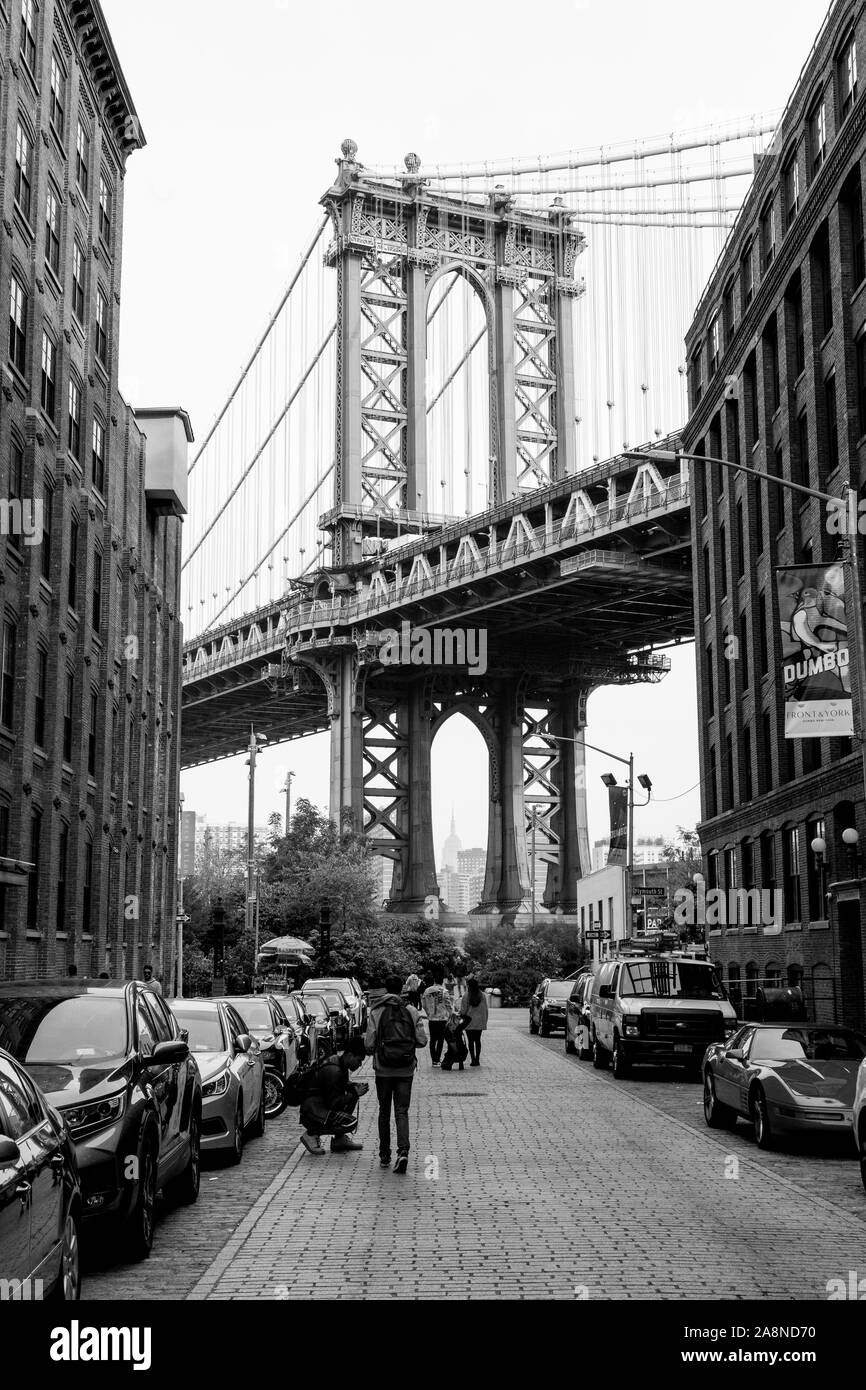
[[170, 999, 265, 1164]]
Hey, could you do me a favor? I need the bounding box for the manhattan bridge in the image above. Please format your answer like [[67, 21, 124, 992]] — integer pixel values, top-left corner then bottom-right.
[[179, 119, 776, 918]]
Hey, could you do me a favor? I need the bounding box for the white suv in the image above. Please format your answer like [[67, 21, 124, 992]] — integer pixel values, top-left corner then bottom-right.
[[854, 1056, 866, 1194]]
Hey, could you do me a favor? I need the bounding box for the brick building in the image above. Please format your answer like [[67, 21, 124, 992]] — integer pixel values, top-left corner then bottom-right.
[[0, 1, 188, 981], [684, 0, 866, 1026]]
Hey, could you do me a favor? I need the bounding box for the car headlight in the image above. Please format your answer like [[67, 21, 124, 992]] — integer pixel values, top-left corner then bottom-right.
[[623, 1021, 640, 1037], [202, 1070, 230, 1098], [62, 1092, 126, 1137]]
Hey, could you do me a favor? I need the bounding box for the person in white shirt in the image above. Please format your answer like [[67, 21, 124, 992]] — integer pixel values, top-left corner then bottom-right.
[[421, 970, 453, 1066]]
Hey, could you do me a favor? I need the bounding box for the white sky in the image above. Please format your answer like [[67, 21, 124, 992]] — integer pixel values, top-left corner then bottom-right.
[[101, 0, 825, 861]]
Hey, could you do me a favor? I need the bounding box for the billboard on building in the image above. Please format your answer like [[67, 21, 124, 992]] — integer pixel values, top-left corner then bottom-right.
[[776, 563, 852, 739]]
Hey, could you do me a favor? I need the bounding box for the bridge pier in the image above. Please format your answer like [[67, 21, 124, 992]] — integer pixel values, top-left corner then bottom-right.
[[388, 682, 438, 912]]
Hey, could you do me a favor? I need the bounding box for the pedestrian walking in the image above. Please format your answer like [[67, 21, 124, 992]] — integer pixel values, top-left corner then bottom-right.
[[421, 969, 453, 1066], [444, 971, 461, 1008], [298, 1039, 369, 1156], [141, 964, 163, 995], [365, 973, 428, 1173], [460, 976, 489, 1067], [403, 972, 423, 1008]]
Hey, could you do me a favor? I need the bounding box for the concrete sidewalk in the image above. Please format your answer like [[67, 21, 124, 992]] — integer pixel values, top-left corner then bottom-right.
[[187, 1010, 866, 1300]]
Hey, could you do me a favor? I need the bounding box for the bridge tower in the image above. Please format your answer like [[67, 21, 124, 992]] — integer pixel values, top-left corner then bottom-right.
[[300, 141, 592, 917]]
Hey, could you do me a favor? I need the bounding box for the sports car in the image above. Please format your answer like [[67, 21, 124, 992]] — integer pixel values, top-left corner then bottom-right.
[[702, 1022, 866, 1149]]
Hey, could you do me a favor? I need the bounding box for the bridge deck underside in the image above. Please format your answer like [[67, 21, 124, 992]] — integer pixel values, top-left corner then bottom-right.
[[180, 557, 694, 767]]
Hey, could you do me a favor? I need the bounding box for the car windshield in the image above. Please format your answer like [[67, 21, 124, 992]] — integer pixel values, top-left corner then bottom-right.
[[546, 982, 573, 999], [320, 991, 346, 1010], [620, 961, 727, 1000], [228, 999, 271, 1030], [172, 1009, 225, 1053], [751, 1028, 866, 1062], [0, 995, 128, 1063], [309, 980, 355, 996], [304, 997, 329, 1019]]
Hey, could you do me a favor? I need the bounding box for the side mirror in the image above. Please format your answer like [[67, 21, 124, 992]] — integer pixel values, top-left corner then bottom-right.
[[235, 1033, 253, 1053], [142, 1039, 189, 1068], [0, 1135, 21, 1164], [598, 985, 612, 999], [728, 1048, 745, 1061]]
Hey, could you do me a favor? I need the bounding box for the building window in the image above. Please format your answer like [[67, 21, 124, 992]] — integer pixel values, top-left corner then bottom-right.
[[725, 733, 734, 808], [783, 825, 802, 923], [759, 593, 769, 675], [67, 378, 81, 460], [45, 186, 61, 276], [92, 417, 105, 493], [56, 822, 68, 932], [761, 199, 776, 270], [813, 223, 833, 337], [807, 817, 827, 921], [0, 804, 8, 925], [760, 830, 776, 895], [26, 809, 41, 929], [719, 522, 728, 598], [844, 172, 866, 286], [825, 374, 839, 475], [98, 174, 112, 244], [809, 96, 827, 176], [8, 274, 27, 374], [88, 689, 97, 777], [40, 332, 57, 419], [708, 745, 718, 818], [690, 348, 703, 406], [10, 436, 24, 505], [49, 54, 66, 139], [20, 0, 37, 71], [63, 671, 73, 763], [72, 241, 85, 322], [723, 635, 731, 705], [723, 277, 736, 342], [840, 37, 858, 120], [76, 122, 90, 197], [1, 622, 16, 729], [794, 411, 809, 487], [92, 550, 103, 634], [95, 287, 108, 365], [14, 120, 33, 221], [741, 241, 754, 310], [857, 333, 866, 438], [743, 725, 753, 803], [787, 275, 805, 377], [764, 320, 780, 412], [34, 647, 47, 746], [68, 516, 79, 610], [784, 153, 800, 226], [705, 643, 714, 717], [726, 398, 740, 467], [739, 608, 749, 688], [709, 316, 720, 376], [725, 846, 738, 893], [41, 482, 53, 582], [744, 352, 758, 444], [82, 838, 93, 929]]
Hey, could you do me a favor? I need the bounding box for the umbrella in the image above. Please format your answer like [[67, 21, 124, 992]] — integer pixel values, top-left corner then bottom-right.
[[258, 935, 313, 956]]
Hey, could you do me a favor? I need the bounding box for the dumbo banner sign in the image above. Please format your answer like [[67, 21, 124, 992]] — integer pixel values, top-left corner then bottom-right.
[[775, 563, 853, 739]]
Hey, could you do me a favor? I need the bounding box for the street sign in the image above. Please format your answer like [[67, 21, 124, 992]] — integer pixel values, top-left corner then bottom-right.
[[633, 886, 666, 897], [584, 929, 611, 940]]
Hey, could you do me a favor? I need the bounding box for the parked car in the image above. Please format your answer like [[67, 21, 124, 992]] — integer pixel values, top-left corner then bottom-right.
[[0, 980, 201, 1261], [565, 972, 595, 1058], [304, 988, 352, 1048], [529, 980, 573, 1036], [275, 994, 318, 1066], [854, 1056, 866, 1193], [590, 948, 738, 1078], [222, 995, 299, 1118], [294, 992, 337, 1057], [169, 999, 265, 1163], [301, 977, 366, 1035], [703, 1022, 866, 1150], [0, 1047, 82, 1300]]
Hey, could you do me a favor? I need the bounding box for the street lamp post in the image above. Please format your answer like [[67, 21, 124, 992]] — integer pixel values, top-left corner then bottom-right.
[[283, 771, 294, 835], [245, 725, 268, 942], [626, 447, 866, 809]]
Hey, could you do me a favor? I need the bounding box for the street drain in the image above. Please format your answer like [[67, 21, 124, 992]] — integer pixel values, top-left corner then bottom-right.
[[438, 1091, 488, 1097]]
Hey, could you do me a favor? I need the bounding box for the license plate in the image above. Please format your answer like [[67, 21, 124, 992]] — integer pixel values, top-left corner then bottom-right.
[[674, 1044, 692, 1053]]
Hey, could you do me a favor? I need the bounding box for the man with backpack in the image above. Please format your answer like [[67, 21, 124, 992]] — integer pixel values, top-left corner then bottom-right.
[[421, 968, 453, 1066], [364, 973, 429, 1173]]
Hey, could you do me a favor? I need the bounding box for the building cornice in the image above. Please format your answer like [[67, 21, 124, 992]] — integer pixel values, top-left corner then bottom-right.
[[65, 0, 145, 165]]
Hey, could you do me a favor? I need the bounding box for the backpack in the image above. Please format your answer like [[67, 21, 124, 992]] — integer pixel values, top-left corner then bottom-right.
[[375, 998, 417, 1068], [282, 1058, 324, 1108]]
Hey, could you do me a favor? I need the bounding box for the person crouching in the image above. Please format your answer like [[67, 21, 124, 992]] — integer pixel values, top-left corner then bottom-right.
[[299, 1039, 369, 1156]]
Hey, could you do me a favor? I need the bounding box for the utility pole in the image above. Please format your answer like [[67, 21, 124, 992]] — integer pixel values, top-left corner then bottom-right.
[[282, 771, 294, 835], [627, 750, 635, 939], [245, 725, 267, 942]]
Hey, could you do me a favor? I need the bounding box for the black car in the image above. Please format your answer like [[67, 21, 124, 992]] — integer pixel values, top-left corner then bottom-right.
[[0, 1047, 82, 1300], [0, 980, 202, 1261], [222, 994, 302, 1118], [529, 979, 573, 1036]]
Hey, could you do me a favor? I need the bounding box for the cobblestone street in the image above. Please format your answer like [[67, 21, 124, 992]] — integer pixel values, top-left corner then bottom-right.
[[81, 1011, 866, 1301]]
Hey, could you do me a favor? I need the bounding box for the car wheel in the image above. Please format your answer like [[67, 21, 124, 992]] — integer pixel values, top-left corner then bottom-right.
[[167, 1112, 201, 1205], [592, 1034, 608, 1070], [48, 1205, 81, 1301], [578, 1031, 593, 1061], [263, 1068, 286, 1119], [529, 1015, 538, 1035], [125, 1142, 157, 1261], [228, 1100, 245, 1165], [751, 1088, 775, 1150], [703, 1073, 734, 1130], [859, 1123, 866, 1194], [565, 1031, 577, 1055], [612, 1035, 630, 1079], [250, 1081, 267, 1138]]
